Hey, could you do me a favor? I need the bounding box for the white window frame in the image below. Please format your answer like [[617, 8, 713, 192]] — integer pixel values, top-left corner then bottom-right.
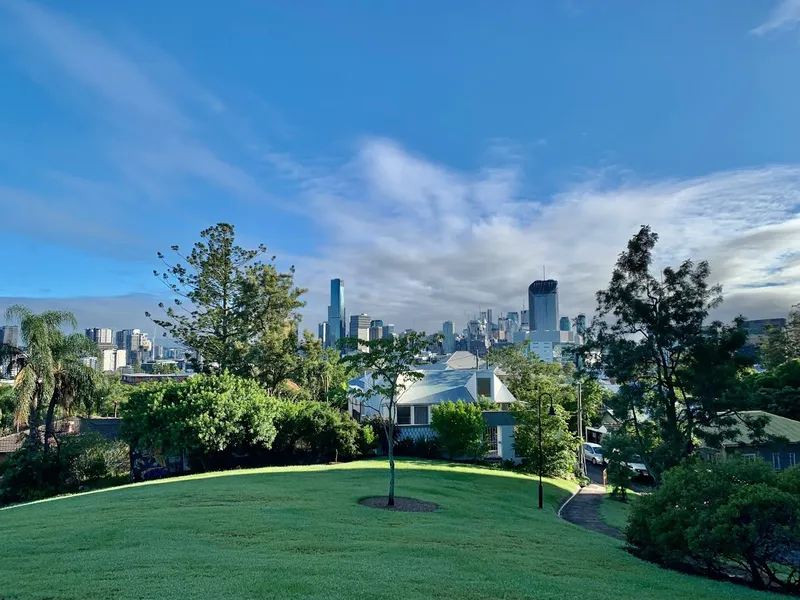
[[789, 453, 797, 468], [742, 453, 757, 463], [772, 453, 782, 470], [396, 406, 411, 426], [485, 426, 498, 456]]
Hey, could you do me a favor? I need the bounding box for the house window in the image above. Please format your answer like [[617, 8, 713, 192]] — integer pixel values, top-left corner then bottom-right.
[[772, 453, 782, 470], [789, 453, 797, 468], [414, 406, 429, 426], [397, 406, 411, 425], [484, 426, 498, 455], [742, 453, 757, 463], [476, 376, 491, 399]]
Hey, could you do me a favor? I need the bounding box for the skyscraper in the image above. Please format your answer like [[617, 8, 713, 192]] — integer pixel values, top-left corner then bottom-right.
[[559, 316, 571, 332], [85, 327, 114, 346], [486, 309, 493, 325], [0, 325, 19, 348], [382, 324, 395, 339], [576, 314, 587, 335], [327, 279, 345, 349], [520, 310, 530, 330], [369, 325, 383, 341], [370, 319, 384, 328], [442, 320, 456, 354], [349, 314, 370, 339], [318, 322, 327, 347], [528, 279, 559, 331]]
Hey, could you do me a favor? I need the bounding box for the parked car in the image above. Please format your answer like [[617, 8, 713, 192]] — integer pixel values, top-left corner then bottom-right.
[[583, 442, 604, 465], [624, 455, 651, 479]]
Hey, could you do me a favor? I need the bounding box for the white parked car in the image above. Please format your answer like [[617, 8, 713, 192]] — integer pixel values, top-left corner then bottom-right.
[[623, 455, 651, 479], [583, 443, 604, 465]]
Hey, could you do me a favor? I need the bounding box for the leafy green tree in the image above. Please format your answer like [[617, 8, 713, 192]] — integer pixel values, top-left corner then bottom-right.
[[431, 400, 487, 460], [151, 362, 180, 374], [342, 332, 437, 506], [759, 304, 800, 369], [0, 384, 16, 435], [272, 401, 362, 462], [86, 373, 130, 417], [292, 331, 354, 407], [121, 373, 280, 468], [583, 226, 755, 474], [600, 431, 637, 500], [510, 402, 578, 478], [149, 223, 305, 379]]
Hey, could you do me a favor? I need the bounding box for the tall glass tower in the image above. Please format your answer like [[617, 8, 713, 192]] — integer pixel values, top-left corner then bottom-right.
[[327, 278, 345, 349], [528, 280, 559, 331]]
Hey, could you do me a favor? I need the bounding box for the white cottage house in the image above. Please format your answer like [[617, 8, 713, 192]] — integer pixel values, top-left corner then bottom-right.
[[347, 351, 520, 461]]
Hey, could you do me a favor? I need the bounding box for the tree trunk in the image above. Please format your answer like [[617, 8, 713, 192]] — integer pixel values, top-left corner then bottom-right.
[[388, 414, 395, 506], [43, 391, 58, 453], [27, 386, 41, 448]]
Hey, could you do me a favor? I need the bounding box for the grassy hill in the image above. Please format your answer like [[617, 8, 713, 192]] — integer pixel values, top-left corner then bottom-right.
[[0, 460, 778, 600]]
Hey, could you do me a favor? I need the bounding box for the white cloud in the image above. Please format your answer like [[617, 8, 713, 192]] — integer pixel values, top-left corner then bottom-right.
[[294, 138, 800, 333], [751, 0, 800, 35]]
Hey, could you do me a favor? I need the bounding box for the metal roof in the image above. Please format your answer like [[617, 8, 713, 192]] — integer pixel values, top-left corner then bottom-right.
[[396, 370, 475, 405], [716, 411, 800, 447]]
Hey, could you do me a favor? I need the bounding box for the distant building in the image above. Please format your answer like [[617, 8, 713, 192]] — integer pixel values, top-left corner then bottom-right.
[[327, 279, 346, 349], [370, 319, 384, 328], [528, 341, 561, 363], [349, 314, 370, 346], [487, 309, 493, 325], [100, 348, 127, 372], [382, 324, 395, 339], [520, 310, 530, 330], [318, 322, 327, 347], [369, 326, 383, 341], [0, 326, 19, 348], [85, 328, 113, 345], [528, 279, 559, 331], [576, 314, 587, 335], [442, 320, 456, 354], [81, 356, 99, 370], [559, 316, 571, 332]]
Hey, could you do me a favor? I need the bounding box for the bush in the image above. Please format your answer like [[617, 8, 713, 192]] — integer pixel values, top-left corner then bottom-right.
[[601, 432, 636, 500], [393, 436, 440, 459], [509, 403, 578, 478], [272, 401, 362, 463], [361, 414, 400, 455], [627, 458, 800, 593], [431, 400, 487, 460], [121, 373, 280, 464], [0, 433, 129, 506]]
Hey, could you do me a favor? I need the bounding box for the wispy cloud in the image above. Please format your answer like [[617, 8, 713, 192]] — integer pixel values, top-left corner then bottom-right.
[[293, 139, 800, 331], [751, 0, 800, 35], [0, 0, 275, 206]]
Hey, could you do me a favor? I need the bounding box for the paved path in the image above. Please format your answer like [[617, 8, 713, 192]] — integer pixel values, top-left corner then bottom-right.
[[560, 484, 624, 540]]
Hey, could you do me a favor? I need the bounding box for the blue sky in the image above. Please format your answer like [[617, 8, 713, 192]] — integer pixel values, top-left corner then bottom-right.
[[1, 0, 800, 333]]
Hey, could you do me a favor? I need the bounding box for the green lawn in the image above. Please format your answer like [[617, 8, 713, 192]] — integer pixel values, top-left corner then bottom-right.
[[599, 490, 637, 531], [0, 460, 777, 600]]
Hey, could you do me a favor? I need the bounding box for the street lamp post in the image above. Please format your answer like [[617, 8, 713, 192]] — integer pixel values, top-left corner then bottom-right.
[[538, 392, 557, 509]]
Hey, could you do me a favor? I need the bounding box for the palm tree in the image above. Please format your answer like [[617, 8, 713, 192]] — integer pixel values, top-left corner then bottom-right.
[[3, 305, 86, 448]]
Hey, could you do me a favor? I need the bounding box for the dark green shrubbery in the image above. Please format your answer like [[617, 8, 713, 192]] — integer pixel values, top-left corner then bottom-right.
[[0, 433, 129, 506], [393, 436, 440, 459], [272, 400, 364, 463], [627, 458, 800, 594], [431, 401, 487, 461]]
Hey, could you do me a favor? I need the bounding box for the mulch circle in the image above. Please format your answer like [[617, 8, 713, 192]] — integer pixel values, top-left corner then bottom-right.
[[358, 496, 439, 512]]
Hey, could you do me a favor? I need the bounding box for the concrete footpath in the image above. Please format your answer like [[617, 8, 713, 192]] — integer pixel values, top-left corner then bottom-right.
[[559, 483, 624, 540]]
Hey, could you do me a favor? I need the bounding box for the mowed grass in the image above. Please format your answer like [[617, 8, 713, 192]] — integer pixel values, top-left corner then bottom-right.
[[599, 490, 638, 531], [0, 460, 778, 600]]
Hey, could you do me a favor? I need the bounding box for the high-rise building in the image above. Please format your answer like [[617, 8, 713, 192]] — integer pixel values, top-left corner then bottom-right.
[[101, 348, 128, 372], [521, 310, 530, 330], [442, 320, 456, 354], [576, 314, 587, 335], [0, 325, 19, 348], [369, 326, 383, 341], [479, 311, 488, 323], [370, 319, 384, 328], [349, 314, 370, 340], [559, 316, 571, 332], [318, 322, 328, 347], [382, 324, 395, 339], [528, 280, 559, 331], [85, 328, 113, 345], [487, 309, 493, 325], [327, 279, 345, 349]]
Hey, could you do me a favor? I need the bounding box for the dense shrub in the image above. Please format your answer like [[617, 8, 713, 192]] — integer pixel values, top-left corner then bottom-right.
[[0, 433, 129, 506], [272, 401, 362, 463], [431, 401, 487, 460], [627, 459, 800, 593], [361, 414, 400, 455], [393, 436, 440, 459], [510, 403, 578, 478], [121, 373, 280, 462], [601, 432, 636, 500]]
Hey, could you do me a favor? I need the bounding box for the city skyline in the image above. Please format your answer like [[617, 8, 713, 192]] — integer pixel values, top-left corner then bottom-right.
[[1, 1, 799, 334]]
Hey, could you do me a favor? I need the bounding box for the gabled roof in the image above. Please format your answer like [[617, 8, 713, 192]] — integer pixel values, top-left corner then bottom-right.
[[396, 370, 475, 406], [712, 411, 800, 447]]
